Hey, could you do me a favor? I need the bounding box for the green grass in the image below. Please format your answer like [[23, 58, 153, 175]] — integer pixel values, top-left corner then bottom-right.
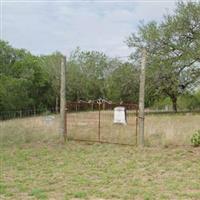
[[1, 113, 200, 199], [1, 140, 200, 200], [29, 188, 47, 199]]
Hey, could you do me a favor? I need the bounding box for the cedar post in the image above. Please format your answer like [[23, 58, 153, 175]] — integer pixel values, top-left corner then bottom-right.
[[138, 48, 147, 147], [60, 56, 67, 142]]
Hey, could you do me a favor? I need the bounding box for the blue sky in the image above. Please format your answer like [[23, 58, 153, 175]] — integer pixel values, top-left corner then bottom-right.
[[1, 0, 177, 58]]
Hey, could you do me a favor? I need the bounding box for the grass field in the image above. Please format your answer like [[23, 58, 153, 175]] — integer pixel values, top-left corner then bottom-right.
[[1, 112, 200, 199], [1, 111, 199, 146]]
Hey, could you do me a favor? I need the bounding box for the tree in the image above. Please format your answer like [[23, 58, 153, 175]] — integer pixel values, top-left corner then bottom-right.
[[0, 40, 52, 111], [67, 48, 110, 101], [127, 1, 200, 111], [106, 61, 139, 102], [0, 40, 141, 111], [39, 52, 63, 112]]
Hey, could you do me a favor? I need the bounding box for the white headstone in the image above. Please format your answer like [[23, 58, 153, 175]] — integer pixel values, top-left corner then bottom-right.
[[44, 115, 55, 125], [113, 106, 127, 125]]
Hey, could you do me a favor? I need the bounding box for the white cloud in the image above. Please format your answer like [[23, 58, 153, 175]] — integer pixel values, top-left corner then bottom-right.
[[2, 0, 176, 58]]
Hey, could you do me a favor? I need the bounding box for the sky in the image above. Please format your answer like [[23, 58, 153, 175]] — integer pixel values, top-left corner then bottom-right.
[[1, 0, 178, 58]]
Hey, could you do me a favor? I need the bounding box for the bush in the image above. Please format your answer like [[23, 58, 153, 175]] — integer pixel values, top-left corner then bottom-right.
[[151, 97, 172, 110], [191, 130, 200, 147], [178, 92, 200, 110]]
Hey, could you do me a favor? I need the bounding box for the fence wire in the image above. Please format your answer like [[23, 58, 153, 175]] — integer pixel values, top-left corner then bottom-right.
[[66, 102, 138, 145], [0, 108, 61, 147], [2, 104, 199, 147]]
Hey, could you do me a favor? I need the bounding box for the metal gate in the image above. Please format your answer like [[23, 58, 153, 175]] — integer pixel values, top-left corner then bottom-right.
[[66, 100, 138, 145]]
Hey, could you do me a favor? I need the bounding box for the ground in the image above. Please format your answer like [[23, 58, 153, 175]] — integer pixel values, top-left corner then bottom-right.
[[1, 142, 200, 200], [0, 113, 200, 199]]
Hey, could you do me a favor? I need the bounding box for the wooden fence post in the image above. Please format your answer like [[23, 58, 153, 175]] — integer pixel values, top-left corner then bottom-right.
[[60, 56, 67, 142], [138, 48, 147, 147], [98, 101, 101, 142]]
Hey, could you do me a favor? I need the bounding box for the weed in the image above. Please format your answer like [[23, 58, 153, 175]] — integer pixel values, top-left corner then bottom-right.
[[29, 188, 47, 199], [191, 130, 200, 147]]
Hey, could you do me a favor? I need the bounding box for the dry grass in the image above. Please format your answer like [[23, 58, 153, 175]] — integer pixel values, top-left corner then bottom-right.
[[1, 112, 200, 199], [67, 111, 137, 145], [1, 112, 200, 147], [145, 113, 200, 146], [0, 115, 61, 146]]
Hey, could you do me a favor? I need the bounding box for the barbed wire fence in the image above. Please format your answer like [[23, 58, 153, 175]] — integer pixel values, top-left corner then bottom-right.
[[0, 107, 61, 146], [1, 102, 200, 147], [0, 100, 139, 146]]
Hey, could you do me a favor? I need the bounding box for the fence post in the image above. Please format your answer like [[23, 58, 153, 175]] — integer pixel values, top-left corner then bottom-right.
[[34, 106, 36, 116], [135, 108, 138, 146], [138, 48, 147, 147], [55, 96, 59, 114], [19, 110, 22, 118], [98, 102, 101, 142], [60, 56, 67, 142]]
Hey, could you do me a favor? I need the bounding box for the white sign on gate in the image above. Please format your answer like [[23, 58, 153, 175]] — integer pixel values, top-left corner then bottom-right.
[[113, 106, 127, 125]]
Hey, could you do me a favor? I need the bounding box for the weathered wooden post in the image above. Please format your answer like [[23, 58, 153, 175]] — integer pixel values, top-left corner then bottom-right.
[[138, 48, 147, 147], [98, 100, 101, 142], [60, 56, 67, 142]]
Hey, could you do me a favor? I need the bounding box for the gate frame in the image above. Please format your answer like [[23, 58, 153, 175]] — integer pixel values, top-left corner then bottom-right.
[[65, 100, 138, 146]]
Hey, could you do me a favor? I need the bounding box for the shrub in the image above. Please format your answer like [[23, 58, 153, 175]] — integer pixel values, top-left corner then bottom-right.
[[191, 130, 200, 147]]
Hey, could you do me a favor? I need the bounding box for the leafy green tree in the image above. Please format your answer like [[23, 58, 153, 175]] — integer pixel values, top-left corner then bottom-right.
[[39, 52, 63, 112], [127, 1, 200, 111], [0, 40, 52, 111], [106, 62, 139, 102], [67, 48, 110, 101], [178, 89, 200, 110], [0, 75, 31, 111]]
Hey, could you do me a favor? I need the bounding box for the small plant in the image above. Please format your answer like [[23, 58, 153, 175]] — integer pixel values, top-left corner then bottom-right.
[[191, 130, 200, 147], [29, 188, 47, 199], [74, 191, 87, 198]]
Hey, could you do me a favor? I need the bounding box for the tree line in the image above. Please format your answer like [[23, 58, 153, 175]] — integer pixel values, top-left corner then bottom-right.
[[0, 43, 139, 112], [0, 1, 200, 112]]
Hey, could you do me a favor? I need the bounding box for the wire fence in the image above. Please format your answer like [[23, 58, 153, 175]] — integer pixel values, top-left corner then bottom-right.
[[66, 101, 138, 145], [0, 107, 61, 147], [0, 107, 58, 120], [1, 104, 200, 147], [0, 101, 139, 146]]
